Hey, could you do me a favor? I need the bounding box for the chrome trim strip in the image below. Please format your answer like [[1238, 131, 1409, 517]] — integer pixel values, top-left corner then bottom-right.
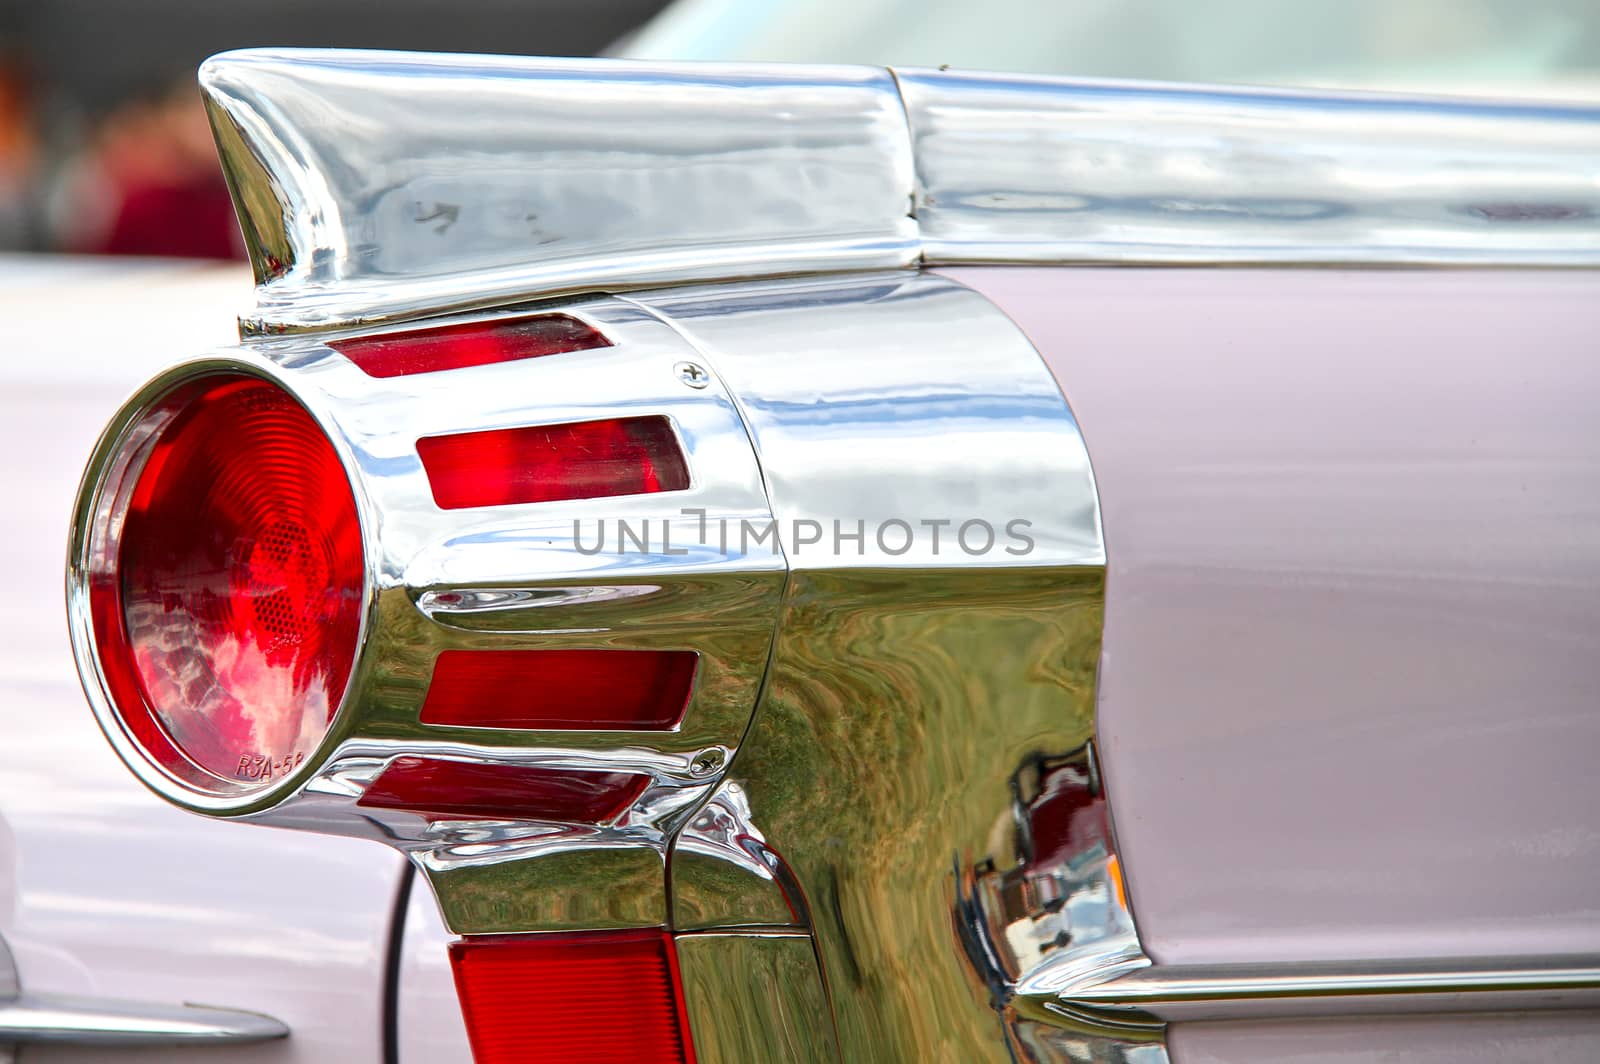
[[1031, 955, 1600, 1023], [1, 936, 286, 1047], [200, 49, 1600, 334], [903, 70, 1600, 269], [0, 939, 15, 1003], [0, 995, 288, 1046]]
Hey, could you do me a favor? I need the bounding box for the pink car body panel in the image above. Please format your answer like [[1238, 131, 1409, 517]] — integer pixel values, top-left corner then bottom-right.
[[944, 264, 1600, 1057]]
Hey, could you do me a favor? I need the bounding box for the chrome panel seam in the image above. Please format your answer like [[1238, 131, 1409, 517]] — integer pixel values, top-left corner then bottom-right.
[[199, 49, 1600, 334]]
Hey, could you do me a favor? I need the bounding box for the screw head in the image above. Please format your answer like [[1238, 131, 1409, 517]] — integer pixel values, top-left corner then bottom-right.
[[689, 749, 725, 776], [675, 361, 710, 389]]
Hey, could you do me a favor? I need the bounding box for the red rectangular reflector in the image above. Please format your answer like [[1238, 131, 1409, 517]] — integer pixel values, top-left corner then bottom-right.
[[417, 415, 689, 510], [357, 757, 649, 823], [330, 314, 610, 378], [422, 649, 697, 731], [450, 930, 695, 1064]]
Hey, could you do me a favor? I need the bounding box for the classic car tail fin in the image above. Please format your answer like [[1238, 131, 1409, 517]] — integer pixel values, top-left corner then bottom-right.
[[198, 48, 917, 334]]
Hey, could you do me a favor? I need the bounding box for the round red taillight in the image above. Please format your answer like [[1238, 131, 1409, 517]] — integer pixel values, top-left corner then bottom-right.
[[86, 373, 364, 792]]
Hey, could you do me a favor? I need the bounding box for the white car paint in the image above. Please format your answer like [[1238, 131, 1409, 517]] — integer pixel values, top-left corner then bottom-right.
[[0, 257, 408, 1063]]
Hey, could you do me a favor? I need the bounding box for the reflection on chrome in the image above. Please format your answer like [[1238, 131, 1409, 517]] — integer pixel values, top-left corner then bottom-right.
[[960, 745, 1167, 1061], [677, 784, 780, 893], [963, 745, 1149, 997], [650, 272, 1153, 1059], [673, 782, 802, 931], [415, 584, 662, 625]]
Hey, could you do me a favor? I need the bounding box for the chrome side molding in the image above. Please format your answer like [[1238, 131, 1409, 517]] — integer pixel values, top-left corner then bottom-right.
[[0, 936, 286, 1048], [902, 70, 1600, 269], [1029, 954, 1600, 1024], [199, 48, 1600, 334], [0, 996, 289, 1047]]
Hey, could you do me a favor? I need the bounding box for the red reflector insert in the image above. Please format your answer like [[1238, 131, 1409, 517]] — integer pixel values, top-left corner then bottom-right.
[[417, 416, 689, 510], [357, 757, 649, 823], [450, 930, 695, 1064], [330, 315, 610, 378], [422, 649, 697, 731]]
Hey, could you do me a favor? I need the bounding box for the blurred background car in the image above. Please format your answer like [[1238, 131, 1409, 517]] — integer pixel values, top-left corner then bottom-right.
[[0, 0, 1597, 260]]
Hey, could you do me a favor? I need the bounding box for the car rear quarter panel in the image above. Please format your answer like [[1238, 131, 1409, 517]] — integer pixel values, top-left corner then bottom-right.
[[942, 264, 1600, 1056]]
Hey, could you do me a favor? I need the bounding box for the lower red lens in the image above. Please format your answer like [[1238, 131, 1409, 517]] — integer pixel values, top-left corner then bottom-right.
[[450, 931, 695, 1064], [358, 757, 649, 823], [94, 374, 363, 784]]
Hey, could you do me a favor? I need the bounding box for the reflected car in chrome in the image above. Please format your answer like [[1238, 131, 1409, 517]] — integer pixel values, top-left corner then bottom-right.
[[3, 29, 1598, 1064]]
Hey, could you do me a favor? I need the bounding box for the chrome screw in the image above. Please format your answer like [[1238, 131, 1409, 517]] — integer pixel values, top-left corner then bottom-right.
[[689, 749, 725, 776], [675, 361, 711, 389]]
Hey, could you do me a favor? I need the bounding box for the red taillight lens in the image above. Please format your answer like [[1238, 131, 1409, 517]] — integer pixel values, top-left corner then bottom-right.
[[330, 314, 610, 378], [90, 374, 363, 785], [421, 649, 697, 731], [416, 416, 689, 510], [450, 931, 695, 1064], [357, 757, 650, 823]]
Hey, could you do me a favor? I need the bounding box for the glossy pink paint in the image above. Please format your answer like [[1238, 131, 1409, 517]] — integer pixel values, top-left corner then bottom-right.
[[944, 263, 1600, 1058]]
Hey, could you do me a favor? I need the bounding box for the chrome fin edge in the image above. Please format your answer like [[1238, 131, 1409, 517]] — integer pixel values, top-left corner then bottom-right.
[[198, 49, 1600, 335]]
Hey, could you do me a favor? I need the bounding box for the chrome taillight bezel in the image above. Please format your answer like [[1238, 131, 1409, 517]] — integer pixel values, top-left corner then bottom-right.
[[66, 355, 381, 813], [66, 300, 784, 834]]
